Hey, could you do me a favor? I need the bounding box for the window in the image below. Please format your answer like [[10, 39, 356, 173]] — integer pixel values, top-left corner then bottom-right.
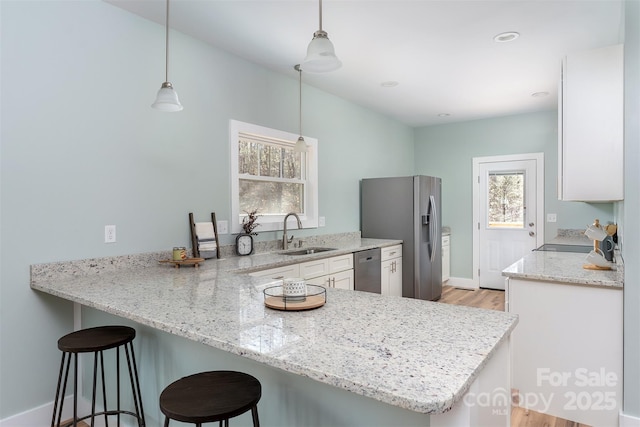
[[230, 120, 318, 234], [487, 171, 525, 228]]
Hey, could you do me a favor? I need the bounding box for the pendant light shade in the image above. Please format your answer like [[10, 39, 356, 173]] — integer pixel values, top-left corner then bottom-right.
[[152, 82, 182, 112], [294, 65, 308, 153], [152, 0, 183, 112], [302, 0, 341, 73]]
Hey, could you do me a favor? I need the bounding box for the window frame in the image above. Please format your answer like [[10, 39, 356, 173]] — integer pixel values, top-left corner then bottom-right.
[[230, 119, 319, 235]]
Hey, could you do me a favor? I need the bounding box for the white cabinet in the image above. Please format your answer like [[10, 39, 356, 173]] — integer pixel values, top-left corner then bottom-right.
[[249, 263, 300, 279], [558, 44, 623, 201], [442, 235, 450, 283], [506, 277, 622, 427], [300, 254, 354, 290], [381, 245, 402, 297]]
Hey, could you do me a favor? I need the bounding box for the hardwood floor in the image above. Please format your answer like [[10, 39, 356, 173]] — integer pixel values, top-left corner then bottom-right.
[[439, 285, 592, 427]]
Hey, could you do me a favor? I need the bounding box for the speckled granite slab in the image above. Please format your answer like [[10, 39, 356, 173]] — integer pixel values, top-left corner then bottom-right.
[[31, 238, 518, 415], [502, 251, 623, 288]]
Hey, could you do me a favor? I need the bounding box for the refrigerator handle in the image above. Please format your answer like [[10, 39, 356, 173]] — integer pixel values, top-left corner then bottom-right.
[[429, 195, 438, 263]]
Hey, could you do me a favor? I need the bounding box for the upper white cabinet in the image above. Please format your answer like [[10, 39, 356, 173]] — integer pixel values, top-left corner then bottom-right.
[[558, 44, 623, 202]]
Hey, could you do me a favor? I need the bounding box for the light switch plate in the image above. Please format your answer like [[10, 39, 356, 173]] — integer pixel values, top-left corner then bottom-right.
[[547, 213, 557, 223], [217, 220, 228, 234]]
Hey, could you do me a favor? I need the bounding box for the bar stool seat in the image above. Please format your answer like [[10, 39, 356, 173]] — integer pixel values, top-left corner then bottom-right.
[[160, 371, 261, 427], [52, 325, 145, 427]]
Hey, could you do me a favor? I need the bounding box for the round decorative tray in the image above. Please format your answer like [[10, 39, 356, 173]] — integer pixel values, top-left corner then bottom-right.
[[263, 284, 326, 311]]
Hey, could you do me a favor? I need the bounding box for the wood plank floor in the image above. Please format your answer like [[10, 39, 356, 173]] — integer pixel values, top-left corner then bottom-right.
[[439, 285, 591, 427]]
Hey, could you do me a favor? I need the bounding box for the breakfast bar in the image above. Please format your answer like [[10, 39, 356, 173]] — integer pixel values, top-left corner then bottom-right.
[[32, 240, 518, 426]]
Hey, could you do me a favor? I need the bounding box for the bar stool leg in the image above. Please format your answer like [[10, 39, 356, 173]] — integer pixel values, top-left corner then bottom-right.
[[124, 341, 145, 426], [98, 351, 108, 427], [251, 406, 260, 427]]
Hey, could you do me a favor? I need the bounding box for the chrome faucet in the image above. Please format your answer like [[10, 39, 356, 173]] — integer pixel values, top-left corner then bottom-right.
[[282, 212, 302, 250]]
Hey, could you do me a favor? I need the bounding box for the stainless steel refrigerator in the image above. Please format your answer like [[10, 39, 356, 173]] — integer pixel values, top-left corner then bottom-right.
[[360, 176, 442, 301]]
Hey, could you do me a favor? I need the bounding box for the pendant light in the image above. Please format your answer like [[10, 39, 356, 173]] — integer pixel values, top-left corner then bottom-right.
[[294, 65, 308, 153], [151, 0, 183, 112], [302, 0, 342, 73]]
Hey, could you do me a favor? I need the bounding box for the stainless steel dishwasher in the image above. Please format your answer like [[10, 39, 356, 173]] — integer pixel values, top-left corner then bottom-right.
[[354, 248, 381, 293]]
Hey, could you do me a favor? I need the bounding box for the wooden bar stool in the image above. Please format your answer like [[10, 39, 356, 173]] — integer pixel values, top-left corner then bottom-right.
[[160, 371, 261, 427], [51, 325, 145, 427]]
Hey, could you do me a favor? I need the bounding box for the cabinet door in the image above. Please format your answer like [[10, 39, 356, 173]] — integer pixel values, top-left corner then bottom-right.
[[299, 258, 329, 279], [442, 236, 450, 283], [249, 264, 300, 279], [328, 254, 353, 274], [560, 44, 623, 201], [331, 269, 354, 290], [388, 259, 403, 297], [306, 275, 329, 287], [381, 259, 392, 295], [508, 278, 622, 426]]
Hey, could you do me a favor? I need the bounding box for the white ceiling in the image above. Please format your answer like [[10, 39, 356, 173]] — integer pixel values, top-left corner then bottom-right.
[[105, 0, 624, 127]]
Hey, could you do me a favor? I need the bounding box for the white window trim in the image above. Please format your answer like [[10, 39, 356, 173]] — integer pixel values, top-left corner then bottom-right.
[[229, 119, 319, 235]]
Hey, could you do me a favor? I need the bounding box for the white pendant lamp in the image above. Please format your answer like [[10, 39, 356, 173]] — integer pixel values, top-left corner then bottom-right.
[[294, 65, 308, 153], [302, 0, 342, 73], [152, 0, 183, 112]]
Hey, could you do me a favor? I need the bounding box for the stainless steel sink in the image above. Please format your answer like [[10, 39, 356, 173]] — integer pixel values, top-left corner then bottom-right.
[[283, 247, 337, 256]]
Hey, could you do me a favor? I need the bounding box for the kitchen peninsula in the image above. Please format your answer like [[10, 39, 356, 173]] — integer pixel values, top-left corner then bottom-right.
[[32, 238, 518, 427]]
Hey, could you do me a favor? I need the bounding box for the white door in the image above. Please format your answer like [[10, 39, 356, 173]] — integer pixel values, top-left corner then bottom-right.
[[475, 155, 543, 290]]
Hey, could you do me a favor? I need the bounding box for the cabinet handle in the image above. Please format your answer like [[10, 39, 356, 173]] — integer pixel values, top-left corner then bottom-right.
[[389, 251, 396, 256], [326, 278, 331, 287], [332, 277, 336, 287]]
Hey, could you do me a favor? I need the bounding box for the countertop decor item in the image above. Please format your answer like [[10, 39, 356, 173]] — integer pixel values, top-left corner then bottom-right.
[[583, 219, 612, 270], [237, 209, 260, 256], [263, 284, 326, 311], [159, 258, 205, 268]]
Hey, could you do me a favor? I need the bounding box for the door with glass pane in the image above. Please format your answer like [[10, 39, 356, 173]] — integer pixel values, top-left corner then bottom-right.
[[478, 160, 538, 290]]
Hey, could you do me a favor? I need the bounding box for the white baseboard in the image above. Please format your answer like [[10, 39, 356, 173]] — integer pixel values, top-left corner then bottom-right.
[[444, 276, 478, 290], [621, 411, 640, 427]]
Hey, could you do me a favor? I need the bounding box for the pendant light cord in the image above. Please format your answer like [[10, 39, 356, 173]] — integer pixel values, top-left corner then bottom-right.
[[298, 65, 303, 136], [318, 0, 323, 32], [164, 0, 170, 82]]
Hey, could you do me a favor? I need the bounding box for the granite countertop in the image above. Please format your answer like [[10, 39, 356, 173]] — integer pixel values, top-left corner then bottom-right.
[[31, 237, 518, 415], [502, 251, 623, 288]]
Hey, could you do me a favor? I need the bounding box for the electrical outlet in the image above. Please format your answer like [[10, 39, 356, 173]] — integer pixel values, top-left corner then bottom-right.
[[217, 220, 228, 234], [547, 213, 557, 223], [319, 216, 326, 227], [105, 225, 116, 243]]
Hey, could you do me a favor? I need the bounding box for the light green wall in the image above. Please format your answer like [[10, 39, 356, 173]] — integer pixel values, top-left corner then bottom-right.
[[414, 111, 614, 279], [0, 0, 414, 418], [3, 0, 638, 422], [622, 0, 640, 418]]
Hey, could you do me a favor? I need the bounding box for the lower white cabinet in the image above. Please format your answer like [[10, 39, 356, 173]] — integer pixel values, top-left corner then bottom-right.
[[301, 254, 354, 290], [506, 277, 622, 427], [249, 263, 300, 279], [381, 245, 402, 297], [442, 235, 450, 283], [251, 254, 354, 291]]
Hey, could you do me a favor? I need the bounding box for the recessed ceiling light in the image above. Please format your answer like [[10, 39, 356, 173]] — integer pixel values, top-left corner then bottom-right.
[[380, 81, 399, 88], [493, 32, 520, 43], [531, 91, 550, 98], [438, 113, 451, 117]]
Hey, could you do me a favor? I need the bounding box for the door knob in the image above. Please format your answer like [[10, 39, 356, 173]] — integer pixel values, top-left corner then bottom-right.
[[529, 231, 535, 237]]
